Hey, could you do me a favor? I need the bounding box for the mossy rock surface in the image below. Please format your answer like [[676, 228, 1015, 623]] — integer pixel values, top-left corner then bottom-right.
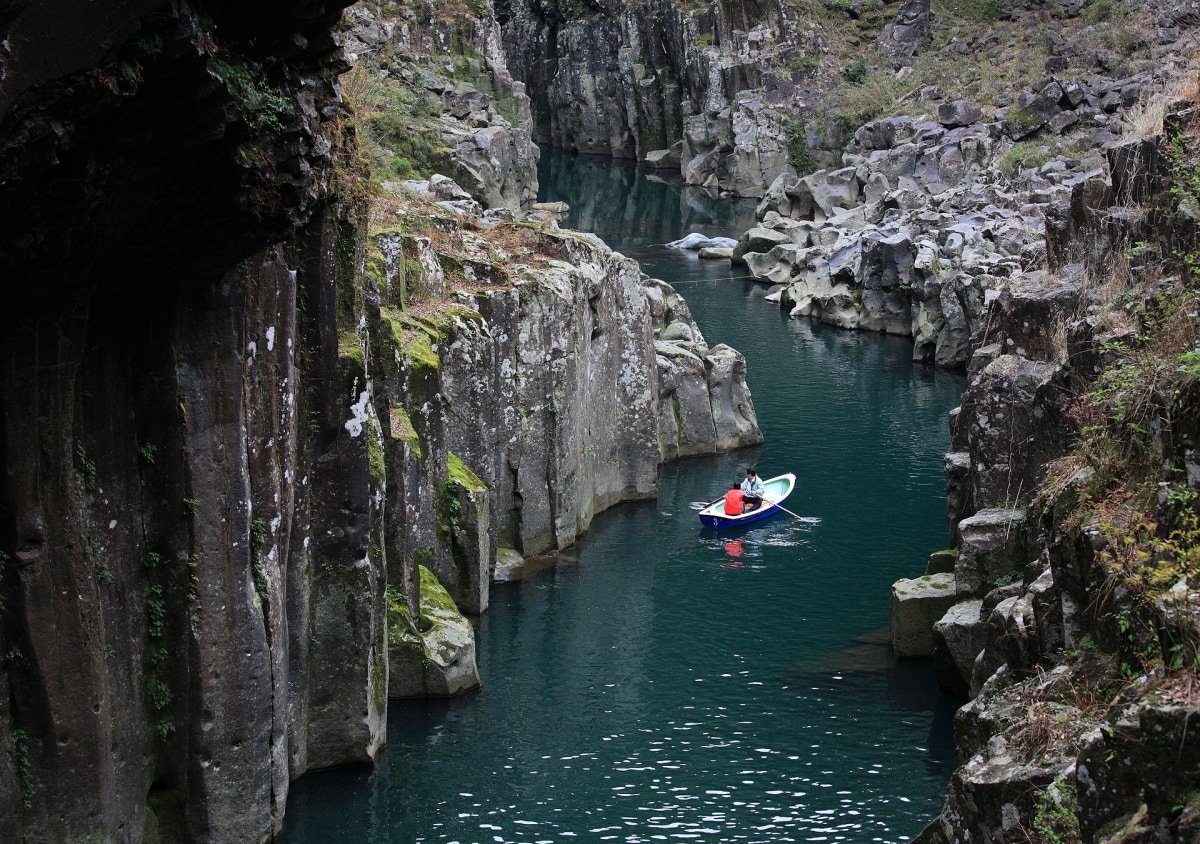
[[387, 566, 480, 697], [447, 452, 486, 493]]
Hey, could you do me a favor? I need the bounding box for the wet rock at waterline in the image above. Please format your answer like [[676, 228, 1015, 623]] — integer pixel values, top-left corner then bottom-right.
[[388, 567, 481, 698], [932, 600, 986, 699], [666, 233, 739, 251], [890, 573, 959, 657], [953, 508, 1029, 598]]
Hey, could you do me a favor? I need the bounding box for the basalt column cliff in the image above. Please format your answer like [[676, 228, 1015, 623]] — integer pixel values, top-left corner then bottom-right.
[[0, 1, 763, 840], [0, 2, 376, 840]]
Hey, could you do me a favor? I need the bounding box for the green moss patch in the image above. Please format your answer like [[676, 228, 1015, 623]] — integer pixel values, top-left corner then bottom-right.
[[447, 452, 487, 493]]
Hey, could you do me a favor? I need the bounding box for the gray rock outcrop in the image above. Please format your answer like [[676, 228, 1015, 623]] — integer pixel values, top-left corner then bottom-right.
[[370, 204, 763, 620], [345, 2, 540, 210]]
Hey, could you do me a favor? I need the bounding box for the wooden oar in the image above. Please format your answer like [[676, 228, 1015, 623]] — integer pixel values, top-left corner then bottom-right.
[[765, 499, 807, 522]]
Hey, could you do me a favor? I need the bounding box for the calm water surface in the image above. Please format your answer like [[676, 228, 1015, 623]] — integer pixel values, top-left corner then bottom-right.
[[283, 152, 967, 843]]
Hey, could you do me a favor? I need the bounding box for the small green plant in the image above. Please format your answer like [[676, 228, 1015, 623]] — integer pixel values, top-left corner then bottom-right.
[[75, 442, 97, 489], [137, 442, 157, 465], [994, 570, 1022, 588], [438, 480, 464, 539], [182, 498, 198, 516], [10, 728, 33, 807], [999, 143, 1054, 178], [147, 676, 172, 711], [143, 551, 162, 569], [147, 673, 175, 740], [933, 0, 1002, 24], [695, 32, 715, 49], [249, 518, 269, 602], [843, 58, 869, 85], [212, 58, 293, 134], [186, 554, 199, 602], [146, 585, 166, 639], [786, 116, 815, 176], [1030, 776, 1080, 842], [1083, 0, 1120, 24]]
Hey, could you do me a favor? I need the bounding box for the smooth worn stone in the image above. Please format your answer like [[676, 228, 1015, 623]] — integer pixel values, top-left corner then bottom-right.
[[937, 100, 982, 129], [389, 567, 481, 698]]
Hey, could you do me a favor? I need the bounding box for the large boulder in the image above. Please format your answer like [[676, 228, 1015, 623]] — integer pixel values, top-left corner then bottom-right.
[[1078, 701, 1200, 840], [938, 100, 982, 129], [705, 344, 764, 452], [732, 227, 793, 263], [973, 266, 1083, 363], [875, 0, 932, 57], [957, 356, 1072, 512], [891, 573, 959, 657], [795, 166, 862, 219]]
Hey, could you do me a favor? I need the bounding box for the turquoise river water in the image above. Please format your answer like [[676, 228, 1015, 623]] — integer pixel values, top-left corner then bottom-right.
[[283, 151, 967, 843]]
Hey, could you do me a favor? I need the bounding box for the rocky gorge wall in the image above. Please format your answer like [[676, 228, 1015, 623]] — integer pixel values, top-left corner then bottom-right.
[[342, 0, 541, 211], [887, 107, 1200, 841], [364, 190, 762, 619], [0, 1, 763, 839], [0, 3, 381, 839], [498, 0, 815, 195]]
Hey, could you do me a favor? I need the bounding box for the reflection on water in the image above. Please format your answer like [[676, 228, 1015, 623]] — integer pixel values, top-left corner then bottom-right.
[[283, 150, 967, 844], [538, 153, 750, 249]]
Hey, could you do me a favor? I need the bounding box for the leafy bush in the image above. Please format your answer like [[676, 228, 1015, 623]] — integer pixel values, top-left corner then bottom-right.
[[843, 58, 869, 84], [1083, 0, 1123, 24], [786, 116, 816, 175], [933, 0, 1002, 24]]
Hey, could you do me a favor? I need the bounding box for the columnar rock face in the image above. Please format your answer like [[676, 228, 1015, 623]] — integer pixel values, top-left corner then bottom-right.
[[911, 109, 1200, 839], [498, 0, 802, 195], [0, 1, 384, 837], [0, 4, 762, 837], [742, 111, 1111, 367], [368, 204, 763, 619]]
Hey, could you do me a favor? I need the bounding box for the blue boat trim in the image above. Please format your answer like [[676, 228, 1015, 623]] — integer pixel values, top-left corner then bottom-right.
[[697, 473, 797, 529]]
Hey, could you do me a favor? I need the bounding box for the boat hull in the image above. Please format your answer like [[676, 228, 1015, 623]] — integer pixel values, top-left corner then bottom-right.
[[699, 504, 781, 529], [697, 473, 796, 529]]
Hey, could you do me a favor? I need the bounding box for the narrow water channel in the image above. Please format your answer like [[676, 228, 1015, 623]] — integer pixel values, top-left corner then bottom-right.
[[283, 152, 966, 843]]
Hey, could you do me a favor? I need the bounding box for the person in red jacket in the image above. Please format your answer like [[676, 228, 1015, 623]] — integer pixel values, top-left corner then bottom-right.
[[723, 483, 745, 515]]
